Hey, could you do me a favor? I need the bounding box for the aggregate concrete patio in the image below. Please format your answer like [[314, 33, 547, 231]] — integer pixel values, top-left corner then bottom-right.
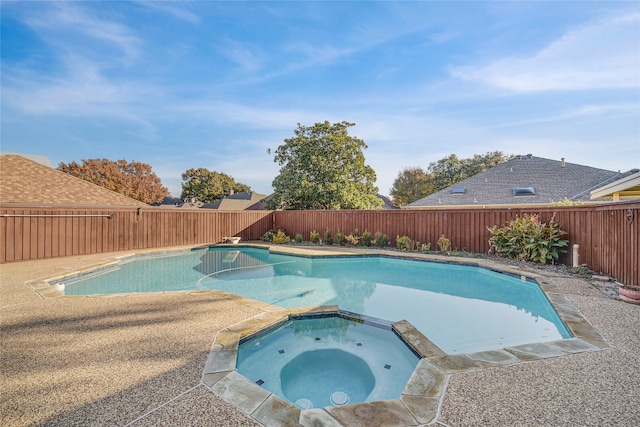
[[1, 246, 638, 426]]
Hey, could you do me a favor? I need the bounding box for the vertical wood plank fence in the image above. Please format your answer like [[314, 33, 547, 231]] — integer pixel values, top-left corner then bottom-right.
[[0, 206, 273, 263], [274, 202, 639, 288], [1, 202, 638, 287]]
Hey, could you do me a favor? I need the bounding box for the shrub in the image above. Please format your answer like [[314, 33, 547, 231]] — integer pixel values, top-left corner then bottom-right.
[[421, 243, 431, 254], [335, 231, 347, 246], [361, 230, 372, 247], [487, 214, 569, 264], [324, 228, 334, 245], [310, 230, 320, 244], [374, 231, 389, 248], [396, 235, 417, 252], [272, 229, 291, 244], [262, 228, 285, 242], [437, 235, 451, 253], [346, 233, 360, 246], [295, 233, 304, 243]]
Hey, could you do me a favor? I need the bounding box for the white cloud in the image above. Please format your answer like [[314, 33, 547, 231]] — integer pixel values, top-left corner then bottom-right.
[[25, 2, 141, 62], [450, 12, 640, 92], [220, 39, 265, 73], [135, 1, 200, 24]]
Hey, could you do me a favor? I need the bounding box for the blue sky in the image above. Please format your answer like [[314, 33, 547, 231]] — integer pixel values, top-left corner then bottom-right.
[[2, 1, 639, 198]]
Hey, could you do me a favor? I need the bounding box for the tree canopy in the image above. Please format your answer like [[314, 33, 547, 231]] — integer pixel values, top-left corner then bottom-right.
[[58, 158, 168, 204], [389, 167, 435, 205], [428, 151, 510, 191], [390, 151, 511, 205], [267, 121, 383, 210], [180, 168, 250, 203]]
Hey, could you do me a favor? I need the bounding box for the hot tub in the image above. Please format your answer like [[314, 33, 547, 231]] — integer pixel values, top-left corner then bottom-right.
[[236, 313, 420, 409]]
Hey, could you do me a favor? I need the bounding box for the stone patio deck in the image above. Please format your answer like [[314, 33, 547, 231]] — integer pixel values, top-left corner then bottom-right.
[[1, 245, 638, 426]]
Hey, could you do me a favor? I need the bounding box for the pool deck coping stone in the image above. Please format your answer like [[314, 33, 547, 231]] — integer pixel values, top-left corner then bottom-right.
[[25, 243, 613, 427]]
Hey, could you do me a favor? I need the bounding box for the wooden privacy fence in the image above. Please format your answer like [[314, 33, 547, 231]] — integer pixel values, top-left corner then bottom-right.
[[0, 206, 273, 263], [274, 201, 639, 288], [1, 202, 638, 287]]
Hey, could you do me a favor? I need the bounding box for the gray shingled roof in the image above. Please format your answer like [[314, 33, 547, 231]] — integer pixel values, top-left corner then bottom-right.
[[407, 154, 631, 208]]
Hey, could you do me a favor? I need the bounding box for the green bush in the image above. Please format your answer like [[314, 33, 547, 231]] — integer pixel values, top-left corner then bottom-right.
[[295, 233, 304, 243], [361, 230, 372, 247], [421, 242, 431, 254], [310, 230, 320, 244], [335, 231, 347, 246], [324, 228, 334, 245], [488, 214, 569, 264], [396, 235, 417, 252], [261, 228, 283, 242], [374, 232, 389, 248], [437, 235, 451, 253], [272, 229, 291, 244]]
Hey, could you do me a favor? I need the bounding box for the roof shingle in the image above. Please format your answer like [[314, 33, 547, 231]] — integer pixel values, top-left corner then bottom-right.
[[0, 154, 146, 207], [407, 154, 630, 208]]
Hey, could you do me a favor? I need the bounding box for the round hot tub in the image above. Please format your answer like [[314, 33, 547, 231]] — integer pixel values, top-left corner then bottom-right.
[[280, 349, 375, 407], [236, 313, 420, 409]]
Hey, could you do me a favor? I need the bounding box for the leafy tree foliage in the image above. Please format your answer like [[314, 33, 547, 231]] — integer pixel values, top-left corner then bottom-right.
[[268, 121, 383, 210], [428, 151, 511, 192], [58, 158, 168, 204], [180, 168, 250, 203], [390, 167, 435, 205]]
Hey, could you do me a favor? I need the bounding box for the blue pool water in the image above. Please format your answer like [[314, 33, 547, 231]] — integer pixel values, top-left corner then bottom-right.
[[236, 315, 420, 408], [60, 247, 571, 353]]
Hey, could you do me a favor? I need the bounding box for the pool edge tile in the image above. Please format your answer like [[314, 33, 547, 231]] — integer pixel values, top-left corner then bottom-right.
[[400, 395, 440, 424], [251, 394, 301, 427], [325, 399, 419, 427], [392, 320, 446, 358], [299, 408, 344, 427], [210, 371, 271, 415], [402, 359, 447, 398], [204, 349, 237, 374]]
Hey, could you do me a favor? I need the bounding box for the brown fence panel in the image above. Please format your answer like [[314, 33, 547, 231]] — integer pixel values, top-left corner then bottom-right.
[[1, 203, 637, 287], [0, 206, 273, 263], [274, 202, 639, 287]]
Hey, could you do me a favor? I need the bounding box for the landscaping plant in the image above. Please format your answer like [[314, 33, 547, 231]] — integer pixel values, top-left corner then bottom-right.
[[346, 233, 360, 246], [310, 230, 320, 244], [396, 235, 418, 252], [437, 235, 451, 253], [324, 228, 334, 245], [487, 214, 569, 264], [361, 230, 372, 247], [374, 232, 389, 248]]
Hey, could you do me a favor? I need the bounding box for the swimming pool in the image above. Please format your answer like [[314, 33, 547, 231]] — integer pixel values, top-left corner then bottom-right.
[[58, 246, 571, 353]]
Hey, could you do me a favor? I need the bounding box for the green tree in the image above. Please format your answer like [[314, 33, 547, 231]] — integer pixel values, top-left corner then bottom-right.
[[428, 151, 511, 191], [58, 158, 168, 204], [180, 168, 250, 203], [267, 121, 383, 210], [428, 154, 466, 191], [390, 166, 435, 205]]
